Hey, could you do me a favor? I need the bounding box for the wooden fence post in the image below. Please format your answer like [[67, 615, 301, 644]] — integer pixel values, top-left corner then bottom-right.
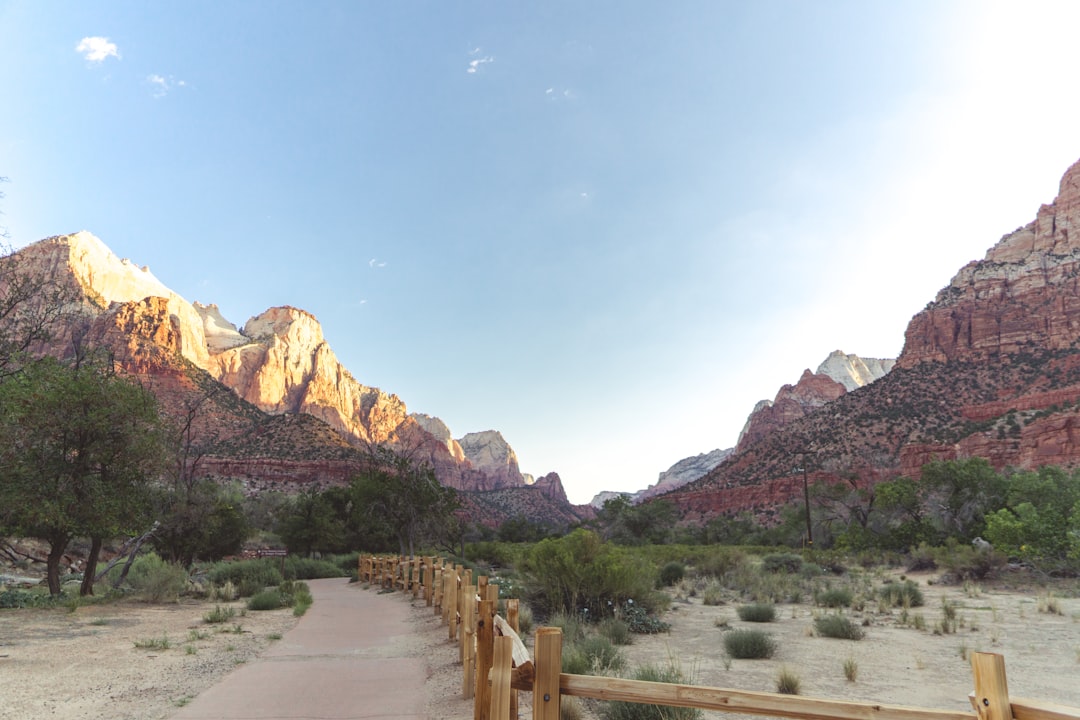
[[972, 653, 1013, 720], [475, 596, 496, 720], [490, 636, 513, 720], [425, 556, 435, 606], [463, 584, 478, 698], [534, 627, 562, 720], [506, 599, 520, 720]]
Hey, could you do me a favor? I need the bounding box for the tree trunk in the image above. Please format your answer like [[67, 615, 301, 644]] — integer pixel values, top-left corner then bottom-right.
[[46, 536, 69, 597], [80, 537, 103, 596]]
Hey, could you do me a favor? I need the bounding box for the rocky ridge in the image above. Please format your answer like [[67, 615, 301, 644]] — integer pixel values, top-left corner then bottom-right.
[[4, 232, 589, 525], [660, 157, 1080, 521]]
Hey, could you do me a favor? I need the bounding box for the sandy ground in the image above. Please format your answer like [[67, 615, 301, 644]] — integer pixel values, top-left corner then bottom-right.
[[2, 572, 1078, 720]]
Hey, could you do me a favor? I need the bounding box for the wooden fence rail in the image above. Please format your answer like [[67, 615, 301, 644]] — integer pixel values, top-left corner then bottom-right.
[[358, 555, 1080, 720]]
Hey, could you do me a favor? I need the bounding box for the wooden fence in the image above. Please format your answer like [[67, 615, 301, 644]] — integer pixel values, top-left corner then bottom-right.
[[358, 555, 1080, 720]]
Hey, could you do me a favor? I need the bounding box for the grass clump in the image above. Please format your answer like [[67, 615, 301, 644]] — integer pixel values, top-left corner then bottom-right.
[[814, 614, 865, 640], [776, 667, 801, 694], [843, 656, 858, 682], [816, 587, 853, 608], [563, 635, 626, 675], [723, 629, 777, 659], [736, 603, 776, 623], [701, 580, 724, 606], [206, 559, 283, 598], [133, 634, 171, 650], [598, 617, 633, 645], [761, 553, 803, 574], [878, 580, 924, 608], [247, 589, 286, 611], [203, 605, 237, 624], [604, 662, 702, 720]]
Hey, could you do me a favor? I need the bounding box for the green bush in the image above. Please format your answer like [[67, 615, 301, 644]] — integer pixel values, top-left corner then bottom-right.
[[247, 589, 285, 611], [563, 636, 626, 675], [203, 605, 237, 624], [659, 562, 685, 587], [736, 603, 776, 622], [598, 617, 633, 645], [521, 530, 663, 617], [816, 587, 853, 608], [622, 603, 670, 634], [207, 559, 283, 597], [125, 552, 188, 603], [0, 588, 51, 608], [814, 614, 865, 640], [761, 553, 803, 574], [877, 580, 924, 608], [604, 662, 702, 720], [284, 557, 345, 580], [722, 629, 777, 659], [696, 547, 747, 579]]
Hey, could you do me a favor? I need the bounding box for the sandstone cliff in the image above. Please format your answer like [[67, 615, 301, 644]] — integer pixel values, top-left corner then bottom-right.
[[663, 157, 1080, 522], [458, 430, 525, 488], [816, 350, 895, 391]]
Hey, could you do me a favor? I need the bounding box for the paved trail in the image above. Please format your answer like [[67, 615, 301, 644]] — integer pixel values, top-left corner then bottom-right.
[[171, 578, 426, 720]]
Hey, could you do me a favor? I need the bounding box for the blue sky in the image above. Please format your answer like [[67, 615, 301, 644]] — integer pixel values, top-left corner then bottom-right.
[[3, 1, 1080, 504]]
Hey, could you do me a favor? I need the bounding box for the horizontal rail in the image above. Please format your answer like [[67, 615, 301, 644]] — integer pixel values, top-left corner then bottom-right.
[[560, 674, 975, 720], [1013, 699, 1080, 720]]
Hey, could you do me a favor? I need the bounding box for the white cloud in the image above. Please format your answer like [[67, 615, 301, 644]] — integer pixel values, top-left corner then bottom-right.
[[146, 74, 187, 98], [467, 47, 494, 74], [76, 36, 119, 63], [369, 258, 386, 268]]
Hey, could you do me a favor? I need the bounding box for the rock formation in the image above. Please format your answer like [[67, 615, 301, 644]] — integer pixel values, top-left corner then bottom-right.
[[634, 448, 734, 503], [458, 430, 524, 488], [816, 350, 895, 392], [661, 157, 1080, 522]]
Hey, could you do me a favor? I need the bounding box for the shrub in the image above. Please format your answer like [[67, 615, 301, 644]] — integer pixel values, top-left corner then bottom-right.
[[247, 589, 285, 611], [604, 662, 702, 720], [843, 656, 858, 682], [877, 580, 924, 608], [207, 559, 283, 597], [701, 581, 724, 606], [659, 562, 685, 587], [761, 553, 803, 574], [203, 605, 237, 624], [517, 604, 534, 636], [816, 587, 853, 608], [736, 603, 776, 623], [814, 614, 865, 640], [696, 548, 746, 579], [0, 589, 49, 608], [622, 603, 670, 634], [598, 617, 633, 645], [723, 629, 777, 659], [284, 557, 345, 580], [776, 667, 801, 694], [563, 636, 626, 675], [125, 553, 188, 603]]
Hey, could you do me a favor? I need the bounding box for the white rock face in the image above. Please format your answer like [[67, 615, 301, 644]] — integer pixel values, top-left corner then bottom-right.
[[195, 302, 248, 352], [589, 491, 631, 510], [737, 399, 774, 446], [410, 413, 467, 463], [815, 350, 895, 392], [637, 448, 734, 502], [458, 430, 523, 485]]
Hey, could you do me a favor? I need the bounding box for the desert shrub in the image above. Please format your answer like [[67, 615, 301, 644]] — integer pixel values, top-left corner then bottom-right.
[[799, 562, 824, 579], [207, 559, 283, 597], [701, 581, 724, 606], [696, 547, 747, 579], [125, 552, 188, 603], [0, 588, 51, 608], [284, 557, 345, 580], [516, 604, 534, 636], [598, 617, 633, 645], [935, 543, 1007, 581], [761, 553, 803, 574], [622, 603, 670, 634], [659, 562, 685, 587], [563, 636, 626, 675], [723, 629, 777, 659], [776, 667, 801, 694], [816, 587, 853, 608], [247, 589, 285, 611], [548, 611, 587, 643], [814, 614, 865, 640], [203, 605, 237, 624], [736, 603, 776, 623], [604, 662, 702, 720], [906, 543, 938, 572], [877, 580, 924, 608]]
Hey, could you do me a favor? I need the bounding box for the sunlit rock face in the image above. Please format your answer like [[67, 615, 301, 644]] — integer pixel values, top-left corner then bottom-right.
[[410, 413, 467, 463], [458, 430, 525, 487], [816, 350, 895, 392]]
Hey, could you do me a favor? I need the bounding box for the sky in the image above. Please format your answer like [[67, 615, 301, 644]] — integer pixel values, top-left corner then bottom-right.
[[3, 2, 1080, 505]]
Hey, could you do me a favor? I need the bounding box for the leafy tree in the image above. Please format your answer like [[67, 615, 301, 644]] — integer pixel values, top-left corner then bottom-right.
[[0, 355, 167, 595], [920, 458, 1007, 541], [596, 496, 676, 545], [350, 446, 460, 557], [984, 466, 1080, 567], [0, 241, 76, 381], [277, 488, 345, 556]]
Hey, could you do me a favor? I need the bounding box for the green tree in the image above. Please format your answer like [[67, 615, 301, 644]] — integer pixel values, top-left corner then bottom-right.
[[921, 458, 1007, 541], [350, 446, 460, 557], [984, 466, 1080, 568], [277, 488, 346, 556], [0, 355, 166, 595], [596, 496, 676, 545]]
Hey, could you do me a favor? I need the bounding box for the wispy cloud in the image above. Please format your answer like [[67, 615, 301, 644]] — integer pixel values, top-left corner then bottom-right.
[[146, 74, 186, 98], [467, 47, 494, 74], [76, 36, 120, 63], [369, 258, 387, 268], [545, 87, 577, 101]]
